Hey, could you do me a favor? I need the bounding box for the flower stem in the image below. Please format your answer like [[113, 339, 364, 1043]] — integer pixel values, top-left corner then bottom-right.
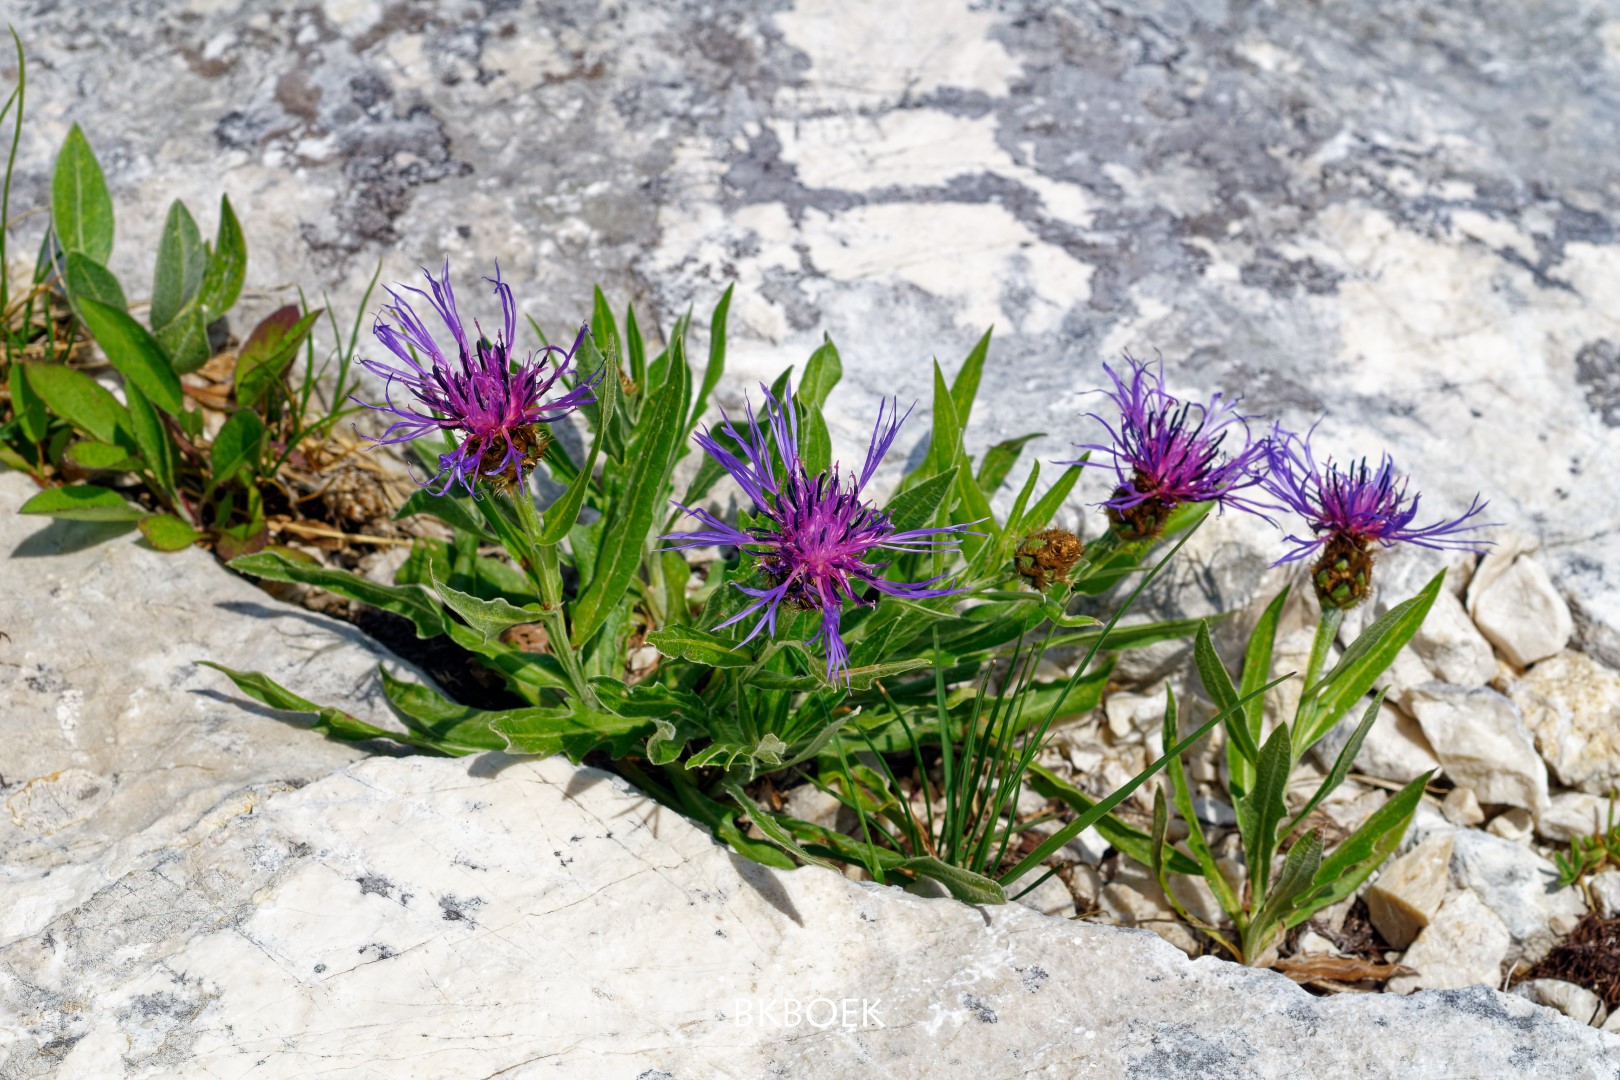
[[510, 479, 598, 709]]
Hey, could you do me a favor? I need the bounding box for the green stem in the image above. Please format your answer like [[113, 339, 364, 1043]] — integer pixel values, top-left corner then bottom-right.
[[510, 481, 597, 708], [1294, 605, 1343, 762]]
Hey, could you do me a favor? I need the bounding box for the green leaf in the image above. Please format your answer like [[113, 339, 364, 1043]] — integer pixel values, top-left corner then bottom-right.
[[537, 341, 619, 545], [1162, 685, 1240, 917], [377, 667, 513, 754], [1194, 621, 1257, 766], [1001, 671, 1294, 886], [151, 200, 205, 329], [488, 703, 651, 762], [75, 298, 187, 415], [1291, 771, 1430, 928], [748, 656, 932, 692], [234, 305, 322, 407], [394, 488, 490, 539], [19, 483, 145, 521], [1026, 763, 1201, 876], [1284, 691, 1385, 840], [62, 252, 127, 311], [590, 285, 620, 360], [201, 662, 474, 755], [1016, 462, 1082, 532], [949, 326, 991, 431], [138, 513, 203, 551], [429, 571, 545, 643], [63, 439, 141, 471], [721, 781, 837, 870], [197, 194, 246, 316], [926, 359, 963, 481], [8, 364, 48, 444], [976, 432, 1042, 494], [798, 336, 842, 407], [21, 362, 129, 444], [1251, 828, 1325, 941], [624, 302, 647, 392], [691, 284, 733, 428], [571, 326, 689, 646], [1298, 572, 1444, 753], [51, 123, 113, 263], [211, 408, 264, 485], [154, 306, 210, 374], [645, 624, 754, 668], [1231, 586, 1288, 800], [228, 550, 447, 638], [1239, 723, 1292, 901], [123, 382, 175, 496], [885, 466, 957, 533], [895, 856, 1006, 905]]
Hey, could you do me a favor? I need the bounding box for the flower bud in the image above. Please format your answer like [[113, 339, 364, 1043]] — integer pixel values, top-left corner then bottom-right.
[[1015, 528, 1084, 590]]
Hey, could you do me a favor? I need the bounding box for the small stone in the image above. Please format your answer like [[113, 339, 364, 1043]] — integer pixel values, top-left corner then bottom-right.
[[1386, 890, 1511, 994], [1509, 650, 1620, 795], [1297, 930, 1337, 956], [1099, 862, 1199, 957], [1450, 829, 1589, 965], [1190, 796, 1237, 827], [1065, 864, 1104, 911], [1468, 552, 1573, 668], [1486, 807, 1534, 844], [1365, 833, 1454, 949], [1588, 871, 1620, 919], [1404, 587, 1500, 688], [1510, 978, 1609, 1028], [1312, 700, 1441, 784], [1406, 686, 1548, 815], [1536, 791, 1617, 843], [1015, 874, 1077, 919], [1442, 786, 1485, 827], [1103, 685, 1168, 742]]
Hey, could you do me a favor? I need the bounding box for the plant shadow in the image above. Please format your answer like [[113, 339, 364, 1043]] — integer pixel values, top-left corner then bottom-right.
[[10, 518, 137, 557]]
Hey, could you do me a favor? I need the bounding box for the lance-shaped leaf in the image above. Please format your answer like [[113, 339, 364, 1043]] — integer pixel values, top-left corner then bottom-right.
[[75, 298, 186, 416], [51, 123, 113, 263], [197, 194, 246, 315], [19, 483, 146, 521], [1231, 586, 1288, 799], [228, 550, 447, 638], [234, 305, 322, 407], [896, 856, 1006, 906], [537, 338, 619, 545], [151, 199, 205, 329], [62, 252, 127, 311], [22, 362, 130, 444], [721, 779, 838, 871], [1238, 723, 1293, 901], [429, 571, 546, 643], [138, 513, 203, 551]]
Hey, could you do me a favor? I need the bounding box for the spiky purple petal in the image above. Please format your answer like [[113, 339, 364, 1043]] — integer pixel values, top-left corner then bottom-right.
[[664, 381, 969, 685], [354, 261, 599, 495], [1260, 424, 1494, 565], [1063, 356, 1270, 518]]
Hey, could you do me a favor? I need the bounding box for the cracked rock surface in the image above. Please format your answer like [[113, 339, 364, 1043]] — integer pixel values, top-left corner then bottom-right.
[[3, 751, 1617, 1079]]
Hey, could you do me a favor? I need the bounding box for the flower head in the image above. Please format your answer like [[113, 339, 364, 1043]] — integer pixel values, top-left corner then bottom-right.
[[1064, 356, 1268, 539], [663, 382, 970, 685], [356, 261, 598, 495], [1261, 425, 1494, 608]]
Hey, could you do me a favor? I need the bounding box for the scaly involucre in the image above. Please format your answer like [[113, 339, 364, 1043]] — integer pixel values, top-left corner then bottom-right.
[[664, 382, 969, 684], [1261, 425, 1494, 566], [1064, 356, 1269, 537], [356, 261, 598, 495]]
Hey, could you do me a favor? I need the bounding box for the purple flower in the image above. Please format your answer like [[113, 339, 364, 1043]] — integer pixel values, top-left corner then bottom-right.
[[1261, 425, 1494, 608], [663, 382, 969, 685], [356, 261, 599, 495], [1064, 357, 1269, 539]]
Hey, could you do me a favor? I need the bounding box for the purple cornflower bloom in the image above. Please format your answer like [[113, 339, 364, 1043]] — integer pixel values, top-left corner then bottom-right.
[[355, 261, 599, 496], [663, 382, 970, 685], [1063, 356, 1269, 539], [1261, 424, 1494, 608]]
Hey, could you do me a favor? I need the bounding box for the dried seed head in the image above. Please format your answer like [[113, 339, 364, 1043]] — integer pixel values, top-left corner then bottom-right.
[[1015, 528, 1084, 590]]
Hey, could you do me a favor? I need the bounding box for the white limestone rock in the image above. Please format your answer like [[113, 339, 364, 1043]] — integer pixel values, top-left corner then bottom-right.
[[1449, 829, 1589, 966], [0, 471, 401, 947], [5, 754, 1616, 1078], [1512, 979, 1609, 1028], [1469, 550, 1574, 669], [1365, 833, 1455, 949], [1589, 870, 1620, 919], [1385, 889, 1512, 995], [1537, 791, 1616, 844], [1406, 686, 1549, 816], [1510, 650, 1620, 795], [1313, 700, 1442, 784]]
